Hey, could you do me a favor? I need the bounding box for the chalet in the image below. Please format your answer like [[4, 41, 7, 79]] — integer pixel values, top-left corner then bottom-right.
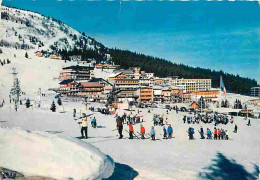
[[59, 79, 78, 95], [89, 78, 113, 94], [50, 55, 62, 60], [59, 65, 94, 81], [78, 82, 104, 99], [191, 102, 199, 109], [108, 72, 126, 81], [35, 51, 43, 57]]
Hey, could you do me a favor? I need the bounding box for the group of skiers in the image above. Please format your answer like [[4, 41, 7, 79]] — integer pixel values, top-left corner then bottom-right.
[[183, 113, 231, 126], [115, 112, 142, 125], [187, 126, 229, 140], [153, 114, 166, 126], [115, 113, 174, 141]]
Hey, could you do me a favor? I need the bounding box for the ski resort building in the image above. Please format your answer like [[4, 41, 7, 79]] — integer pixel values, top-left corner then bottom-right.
[[49, 55, 62, 60], [192, 90, 219, 102], [115, 79, 139, 90], [59, 65, 94, 81], [172, 78, 211, 93], [140, 88, 153, 103], [251, 87, 260, 97], [162, 87, 172, 103], [78, 82, 104, 99], [59, 79, 79, 95]]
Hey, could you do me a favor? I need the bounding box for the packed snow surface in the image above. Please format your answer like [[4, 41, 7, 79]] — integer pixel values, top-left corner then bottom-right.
[[0, 127, 114, 180]]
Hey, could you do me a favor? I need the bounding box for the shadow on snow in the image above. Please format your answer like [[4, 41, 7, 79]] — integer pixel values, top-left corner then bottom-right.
[[198, 152, 259, 180], [103, 162, 139, 180]]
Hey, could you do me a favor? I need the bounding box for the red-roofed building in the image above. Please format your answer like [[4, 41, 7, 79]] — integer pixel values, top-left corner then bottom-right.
[[78, 82, 104, 98]]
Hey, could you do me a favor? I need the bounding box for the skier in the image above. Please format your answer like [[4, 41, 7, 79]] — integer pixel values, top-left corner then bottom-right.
[[247, 119, 251, 126], [150, 126, 156, 141], [234, 124, 238, 133], [116, 117, 123, 139], [206, 128, 212, 139], [167, 124, 173, 139], [128, 122, 134, 139], [163, 126, 167, 139], [140, 124, 145, 139], [91, 117, 97, 128], [217, 129, 221, 140], [183, 116, 186, 124], [214, 127, 218, 140], [199, 127, 205, 139], [73, 109, 76, 119], [80, 113, 88, 139], [225, 130, 229, 140], [15, 104, 18, 111], [221, 129, 225, 140], [188, 127, 194, 140]]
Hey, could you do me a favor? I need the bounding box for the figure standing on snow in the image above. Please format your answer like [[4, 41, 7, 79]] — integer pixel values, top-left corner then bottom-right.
[[80, 113, 88, 139], [163, 126, 167, 139], [91, 117, 97, 128], [234, 124, 238, 133], [140, 124, 145, 139], [206, 128, 212, 139], [73, 109, 76, 119], [225, 130, 229, 140], [214, 127, 218, 140], [116, 117, 123, 139], [167, 124, 173, 139], [188, 127, 194, 140], [128, 122, 134, 139], [247, 119, 251, 126], [199, 127, 205, 139], [150, 126, 156, 140]]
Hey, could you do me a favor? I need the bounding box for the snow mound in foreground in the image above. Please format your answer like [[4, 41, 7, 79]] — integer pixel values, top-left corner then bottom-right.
[[0, 127, 114, 180]]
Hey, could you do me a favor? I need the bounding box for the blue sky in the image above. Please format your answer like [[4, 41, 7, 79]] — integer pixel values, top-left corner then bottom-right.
[[2, 0, 260, 83]]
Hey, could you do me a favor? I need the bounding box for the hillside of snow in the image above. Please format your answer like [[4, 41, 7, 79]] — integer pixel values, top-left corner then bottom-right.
[[0, 47, 70, 99], [0, 5, 103, 54], [0, 127, 114, 179]]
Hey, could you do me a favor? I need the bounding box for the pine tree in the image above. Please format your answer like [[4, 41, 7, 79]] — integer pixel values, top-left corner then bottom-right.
[[198, 96, 206, 109], [25, 98, 30, 108], [57, 97, 62, 106], [25, 52, 28, 58], [50, 101, 56, 112], [10, 78, 22, 104]]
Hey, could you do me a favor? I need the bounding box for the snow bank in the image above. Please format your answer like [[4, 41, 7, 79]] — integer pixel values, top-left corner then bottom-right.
[[0, 127, 114, 180]]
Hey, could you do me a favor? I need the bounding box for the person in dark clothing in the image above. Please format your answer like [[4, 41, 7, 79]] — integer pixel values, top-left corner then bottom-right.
[[247, 119, 251, 126], [117, 117, 124, 139], [188, 127, 194, 140], [234, 124, 238, 133], [199, 127, 205, 139]]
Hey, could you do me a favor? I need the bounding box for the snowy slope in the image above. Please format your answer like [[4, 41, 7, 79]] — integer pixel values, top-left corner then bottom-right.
[[0, 127, 114, 180], [0, 47, 71, 99], [0, 99, 259, 180], [0, 6, 103, 53]]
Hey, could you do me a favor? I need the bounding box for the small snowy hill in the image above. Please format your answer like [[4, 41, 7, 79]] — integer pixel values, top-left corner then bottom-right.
[[0, 127, 114, 179], [0, 6, 104, 54]]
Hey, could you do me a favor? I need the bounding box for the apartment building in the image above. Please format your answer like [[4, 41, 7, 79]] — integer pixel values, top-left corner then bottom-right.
[[251, 87, 260, 97], [140, 88, 153, 103], [59, 65, 94, 81], [172, 78, 211, 93]]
